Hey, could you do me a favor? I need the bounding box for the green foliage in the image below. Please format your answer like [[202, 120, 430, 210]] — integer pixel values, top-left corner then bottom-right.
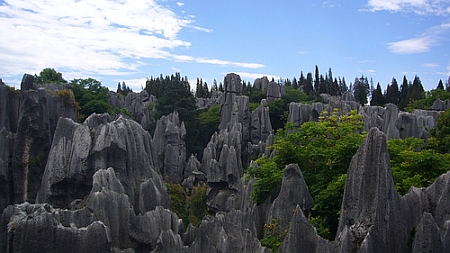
[[187, 184, 208, 227], [260, 218, 287, 252], [247, 156, 284, 204], [147, 102, 154, 111], [388, 137, 450, 195], [432, 109, 450, 153], [405, 89, 450, 112], [165, 183, 189, 222], [353, 76, 370, 106], [243, 85, 265, 103], [265, 86, 310, 131], [249, 102, 260, 112], [34, 68, 66, 84], [165, 183, 208, 228], [247, 110, 366, 240], [196, 105, 221, 155], [70, 78, 112, 121]]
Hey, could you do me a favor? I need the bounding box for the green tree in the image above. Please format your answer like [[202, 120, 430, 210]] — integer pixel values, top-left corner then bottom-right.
[[70, 78, 113, 121], [153, 73, 199, 155], [431, 109, 450, 154], [247, 110, 366, 239], [266, 86, 308, 131], [370, 83, 384, 106], [386, 78, 400, 105], [34, 68, 67, 84], [437, 80, 444, 90], [353, 75, 370, 106], [388, 137, 450, 195]]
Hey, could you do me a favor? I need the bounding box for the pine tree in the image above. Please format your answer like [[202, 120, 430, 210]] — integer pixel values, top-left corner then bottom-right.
[[203, 82, 210, 98], [398, 76, 410, 109], [314, 65, 320, 93], [385, 78, 399, 105], [305, 72, 314, 97], [370, 83, 384, 106], [353, 75, 370, 106], [437, 80, 444, 90], [292, 77, 298, 90], [411, 75, 424, 101]]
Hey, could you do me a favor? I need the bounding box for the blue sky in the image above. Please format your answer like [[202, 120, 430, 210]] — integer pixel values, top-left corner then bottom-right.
[[1, 0, 450, 91]]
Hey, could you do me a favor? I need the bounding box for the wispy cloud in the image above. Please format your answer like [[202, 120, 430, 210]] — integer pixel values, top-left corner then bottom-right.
[[387, 22, 450, 54], [388, 36, 434, 54], [366, 0, 450, 15], [232, 72, 279, 81], [423, 63, 440, 68], [0, 0, 261, 80]]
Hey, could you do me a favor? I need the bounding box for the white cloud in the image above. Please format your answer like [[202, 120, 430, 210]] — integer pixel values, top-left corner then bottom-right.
[[367, 0, 450, 15], [388, 36, 433, 54], [387, 22, 450, 54], [0, 0, 259, 81], [119, 78, 147, 91], [176, 2, 184, 7], [232, 72, 279, 81]]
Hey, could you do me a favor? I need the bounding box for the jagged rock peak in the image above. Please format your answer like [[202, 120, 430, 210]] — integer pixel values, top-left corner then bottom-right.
[[37, 113, 170, 213], [278, 205, 335, 253], [223, 73, 243, 94], [153, 111, 187, 184], [267, 164, 314, 233], [336, 127, 411, 253]]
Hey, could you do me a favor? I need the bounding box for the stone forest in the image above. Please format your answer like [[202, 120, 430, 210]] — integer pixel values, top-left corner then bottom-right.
[[1, 69, 450, 253]]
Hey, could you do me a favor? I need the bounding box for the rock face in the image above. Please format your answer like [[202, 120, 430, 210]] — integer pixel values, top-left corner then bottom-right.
[[152, 112, 187, 184], [187, 209, 270, 253], [36, 114, 171, 213], [109, 90, 156, 130], [250, 102, 272, 145], [0, 75, 77, 212], [336, 128, 411, 252], [267, 164, 314, 233], [253, 76, 285, 100], [431, 98, 450, 111], [278, 205, 335, 253]]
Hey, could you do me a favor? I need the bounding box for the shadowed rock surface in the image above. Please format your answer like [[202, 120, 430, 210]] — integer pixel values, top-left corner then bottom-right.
[[152, 112, 186, 184], [267, 164, 313, 233], [36, 114, 171, 213], [0, 75, 77, 212]]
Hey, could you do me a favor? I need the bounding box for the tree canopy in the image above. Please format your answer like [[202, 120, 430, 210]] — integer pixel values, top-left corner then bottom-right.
[[34, 68, 67, 84]]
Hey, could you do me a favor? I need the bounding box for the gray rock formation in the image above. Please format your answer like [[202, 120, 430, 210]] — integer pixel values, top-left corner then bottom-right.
[[0, 129, 14, 211], [187, 209, 270, 253], [288, 102, 325, 127], [197, 90, 222, 111], [152, 112, 186, 184], [278, 205, 335, 253], [0, 202, 111, 253], [36, 114, 171, 213], [1, 167, 184, 253], [250, 102, 272, 145], [253, 76, 285, 100], [0, 75, 78, 209], [0, 82, 20, 133], [267, 164, 314, 233], [203, 125, 244, 213], [253, 76, 270, 92], [431, 98, 450, 111], [109, 90, 156, 130], [336, 128, 411, 252]]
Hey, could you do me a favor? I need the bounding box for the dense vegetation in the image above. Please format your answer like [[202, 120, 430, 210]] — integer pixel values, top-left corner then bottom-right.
[[247, 110, 366, 240]]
